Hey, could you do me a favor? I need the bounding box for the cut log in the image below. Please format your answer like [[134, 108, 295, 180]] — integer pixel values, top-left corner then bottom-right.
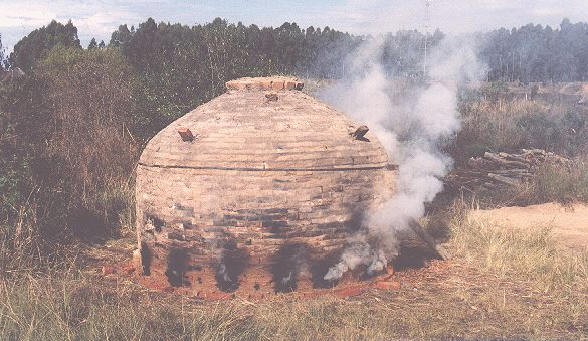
[[487, 173, 521, 186], [444, 149, 570, 193]]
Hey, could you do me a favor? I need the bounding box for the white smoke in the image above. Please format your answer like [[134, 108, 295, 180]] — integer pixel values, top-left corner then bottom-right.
[[321, 35, 486, 281]]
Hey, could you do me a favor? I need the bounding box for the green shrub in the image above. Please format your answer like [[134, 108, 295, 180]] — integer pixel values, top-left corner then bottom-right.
[[0, 46, 141, 264]]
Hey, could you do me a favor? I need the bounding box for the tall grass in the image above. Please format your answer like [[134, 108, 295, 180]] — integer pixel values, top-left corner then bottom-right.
[[453, 92, 588, 164], [531, 159, 588, 203], [448, 202, 588, 291], [0, 275, 265, 340], [0, 181, 135, 278], [0, 205, 46, 275]]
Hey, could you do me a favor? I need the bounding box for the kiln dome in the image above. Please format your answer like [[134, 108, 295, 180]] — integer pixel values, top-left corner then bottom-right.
[[135, 76, 397, 298], [139, 79, 389, 170]]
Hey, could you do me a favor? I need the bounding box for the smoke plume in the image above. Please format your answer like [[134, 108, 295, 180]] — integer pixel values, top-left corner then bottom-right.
[[320, 35, 486, 281]]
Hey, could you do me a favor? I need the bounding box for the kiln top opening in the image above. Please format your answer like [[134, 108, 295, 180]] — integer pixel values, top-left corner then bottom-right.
[[225, 76, 304, 91]]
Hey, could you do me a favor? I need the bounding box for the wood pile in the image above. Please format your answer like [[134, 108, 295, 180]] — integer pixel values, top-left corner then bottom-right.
[[445, 149, 570, 191]]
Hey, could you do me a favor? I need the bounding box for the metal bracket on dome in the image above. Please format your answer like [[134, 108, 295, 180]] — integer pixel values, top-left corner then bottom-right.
[[350, 125, 370, 141], [177, 128, 195, 142]]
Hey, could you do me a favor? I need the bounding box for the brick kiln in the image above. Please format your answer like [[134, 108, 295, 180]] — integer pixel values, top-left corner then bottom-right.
[[135, 76, 398, 298]]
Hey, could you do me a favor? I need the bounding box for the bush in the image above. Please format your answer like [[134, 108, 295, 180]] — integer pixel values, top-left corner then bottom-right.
[[29, 46, 140, 240], [0, 46, 141, 262], [531, 160, 588, 203]]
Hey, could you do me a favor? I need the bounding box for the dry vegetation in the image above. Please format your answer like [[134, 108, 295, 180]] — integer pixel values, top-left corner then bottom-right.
[[0, 199, 586, 340], [450, 85, 588, 208], [455, 88, 588, 161]]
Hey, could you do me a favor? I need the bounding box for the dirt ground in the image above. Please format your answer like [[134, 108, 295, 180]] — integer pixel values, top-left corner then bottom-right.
[[469, 202, 588, 251]]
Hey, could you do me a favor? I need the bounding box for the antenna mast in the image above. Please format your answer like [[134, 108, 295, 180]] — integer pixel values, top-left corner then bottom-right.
[[423, 0, 431, 77]]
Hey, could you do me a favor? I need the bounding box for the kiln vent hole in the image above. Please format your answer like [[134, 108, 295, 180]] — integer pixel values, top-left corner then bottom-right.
[[215, 241, 249, 292], [165, 248, 190, 287], [145, 214, 165, 233], [393, 227, 443, 271], [271, 244, 309, 293], [346, 207, 365, 233], [310, 251, 342, 289], [140, 243, 152, 276]]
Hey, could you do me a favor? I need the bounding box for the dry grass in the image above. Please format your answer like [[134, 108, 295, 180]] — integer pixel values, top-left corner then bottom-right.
[[531, 159, 588, 203], [468, 158, 588, 207], [454, 98, 550, 161], [454, 94, 588, 164], [1, 203, 586, 340], [448, 204, 588, 293]]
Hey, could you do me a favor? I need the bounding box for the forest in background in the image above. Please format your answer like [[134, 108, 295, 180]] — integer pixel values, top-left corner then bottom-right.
[[4, 18, 588, 80], [0, 17, 587, 268]]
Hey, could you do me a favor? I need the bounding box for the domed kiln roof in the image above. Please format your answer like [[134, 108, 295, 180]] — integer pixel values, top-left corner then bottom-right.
[[139, 77, 390, 170]]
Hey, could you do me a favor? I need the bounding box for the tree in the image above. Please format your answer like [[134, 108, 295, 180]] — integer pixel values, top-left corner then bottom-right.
[[87, 38, 97, 49], [98, 40, 106, 49], [109, 24, 133, 47], [0, 34, 4, 70], [10, 20, 81, 70]]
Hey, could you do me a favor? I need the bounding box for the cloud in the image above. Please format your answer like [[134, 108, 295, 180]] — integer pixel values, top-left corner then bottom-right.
[[0, 0, 142, 50], [1, 0, 587, 54], [75, 9, 141, 39], [532, 7, 566, 18], [326, 0, 587, 34], [0, 2, 57, 28]]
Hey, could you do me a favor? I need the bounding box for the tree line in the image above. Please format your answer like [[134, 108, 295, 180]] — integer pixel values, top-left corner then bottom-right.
[[481, 19, 588, 82], [3, 18, 588, 83]]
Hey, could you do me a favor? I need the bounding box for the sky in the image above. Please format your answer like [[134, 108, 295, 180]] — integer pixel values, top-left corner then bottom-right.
[[1, 0, 588, 53]]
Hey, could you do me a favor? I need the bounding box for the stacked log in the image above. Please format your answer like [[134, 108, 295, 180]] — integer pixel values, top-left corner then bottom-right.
[[445, 149, 570, 191]]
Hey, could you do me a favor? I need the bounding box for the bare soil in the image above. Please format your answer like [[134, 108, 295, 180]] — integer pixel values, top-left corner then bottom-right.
[[469, 202, 588, 251]]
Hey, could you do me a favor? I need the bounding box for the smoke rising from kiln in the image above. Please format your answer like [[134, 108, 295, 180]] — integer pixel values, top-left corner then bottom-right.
[[320, 36, 486, 281]]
